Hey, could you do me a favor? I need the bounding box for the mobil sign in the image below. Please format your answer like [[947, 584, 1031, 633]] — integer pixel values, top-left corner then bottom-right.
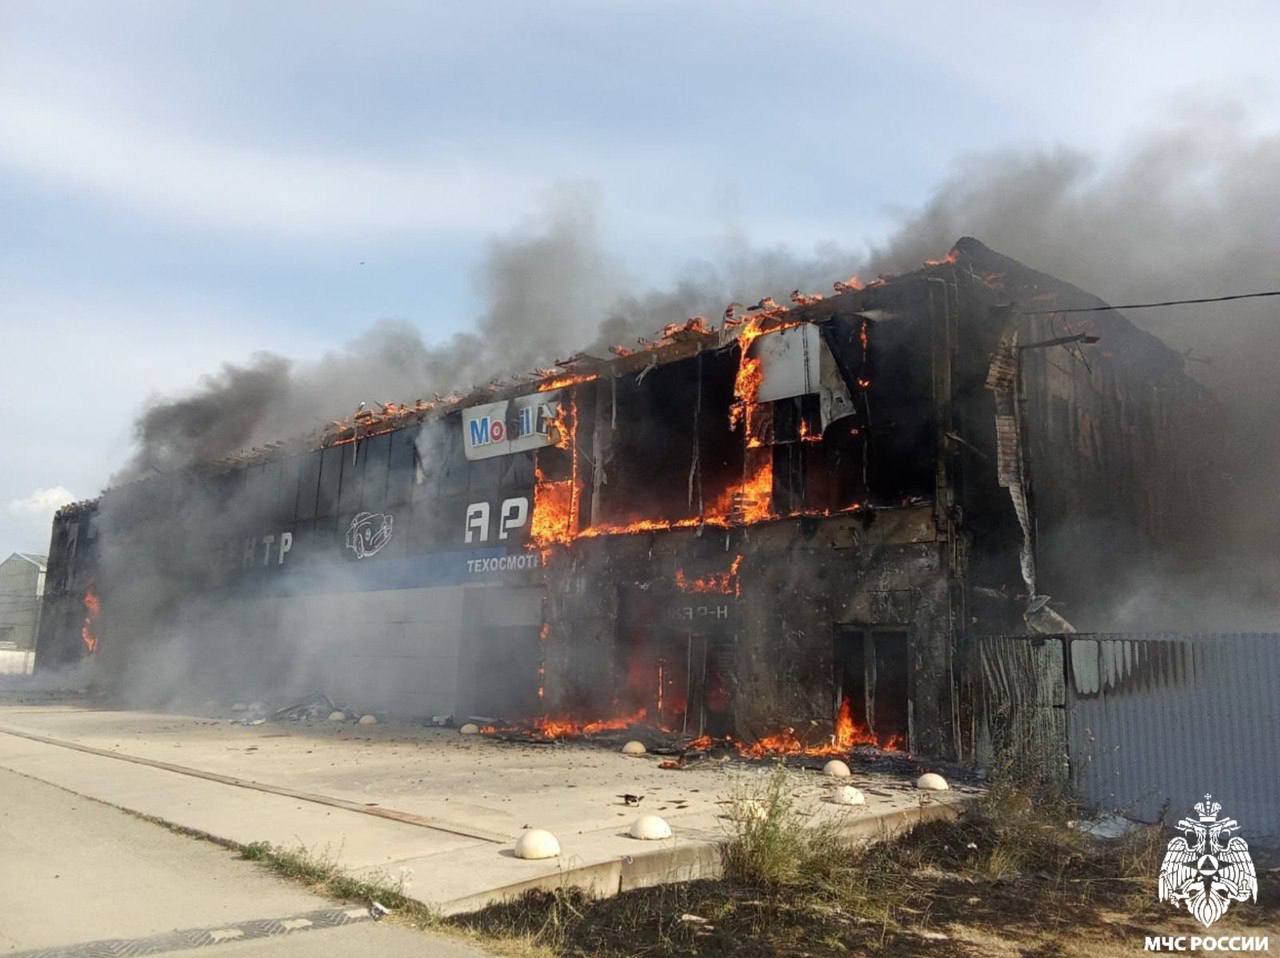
[[463, 390, 562, 460]]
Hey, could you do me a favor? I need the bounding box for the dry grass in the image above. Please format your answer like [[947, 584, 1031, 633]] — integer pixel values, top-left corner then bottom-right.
[[721, 763, 845, 887], [227, 762, 1275, 957], [451, 764, 1278, 958], [239, 841, 441, 929]]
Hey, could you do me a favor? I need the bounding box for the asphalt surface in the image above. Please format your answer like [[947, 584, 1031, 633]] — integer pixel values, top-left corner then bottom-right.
[[0, 768, 490, 957]]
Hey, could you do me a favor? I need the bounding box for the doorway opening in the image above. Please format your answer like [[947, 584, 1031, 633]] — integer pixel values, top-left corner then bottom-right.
[[618, 587, 738, 737], [619, 627, 731, 736], [833, 628, 909, 750]]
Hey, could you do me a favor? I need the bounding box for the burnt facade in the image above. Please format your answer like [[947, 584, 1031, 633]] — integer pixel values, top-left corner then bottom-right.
[[35, 239, 1215, 760]]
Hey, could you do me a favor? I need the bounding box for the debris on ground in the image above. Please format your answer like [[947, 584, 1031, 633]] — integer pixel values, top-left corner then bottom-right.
[[231, 701, 272, 725], [1067, 811, 1142, 839], [830, 785, 865, 806], [271, 693, 338, 722]]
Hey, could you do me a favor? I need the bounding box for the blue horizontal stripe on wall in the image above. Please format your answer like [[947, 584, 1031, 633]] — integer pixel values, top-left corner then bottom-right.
[[236, 547, 543, 597]]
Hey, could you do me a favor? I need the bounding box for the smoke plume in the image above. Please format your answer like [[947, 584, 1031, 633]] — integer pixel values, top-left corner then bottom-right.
[[869, 102, 1280, 426], [113, 103, 1279, 630], [117, 188, 862, 482]]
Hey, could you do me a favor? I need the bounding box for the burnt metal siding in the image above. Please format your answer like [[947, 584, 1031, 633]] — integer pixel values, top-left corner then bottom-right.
[[1067, 633, 1280, 844], [975, 636, 1068, 788], [977, 633, 1280, 846]]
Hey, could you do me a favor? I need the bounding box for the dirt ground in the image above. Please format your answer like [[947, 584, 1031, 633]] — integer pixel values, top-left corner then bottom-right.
[[449, 785, 1279, 958]]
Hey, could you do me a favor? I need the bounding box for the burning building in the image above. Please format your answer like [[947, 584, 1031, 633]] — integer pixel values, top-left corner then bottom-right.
[[34, 238, 1217, 760]]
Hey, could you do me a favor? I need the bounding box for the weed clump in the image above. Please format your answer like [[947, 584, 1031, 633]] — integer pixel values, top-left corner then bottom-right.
[[721, 763, 841, 886], [240, 841, 439, 928]]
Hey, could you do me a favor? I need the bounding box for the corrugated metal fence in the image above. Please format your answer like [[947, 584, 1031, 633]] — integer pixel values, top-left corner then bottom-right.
[[976, 632, 1280, 845]]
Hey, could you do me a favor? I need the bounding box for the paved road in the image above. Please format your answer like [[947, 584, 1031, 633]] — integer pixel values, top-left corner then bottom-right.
[[0, 768, 489, 957]]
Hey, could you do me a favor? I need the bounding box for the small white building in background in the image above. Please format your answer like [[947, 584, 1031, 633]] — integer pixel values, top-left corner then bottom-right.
[[0, 552, 46, 674]]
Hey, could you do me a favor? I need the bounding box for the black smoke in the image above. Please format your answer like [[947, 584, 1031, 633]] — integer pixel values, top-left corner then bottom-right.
[[113, 104, 1280, 629]]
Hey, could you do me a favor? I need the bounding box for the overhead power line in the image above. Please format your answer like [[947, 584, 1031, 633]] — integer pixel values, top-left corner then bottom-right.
[[1019, 289, 1280, 315]]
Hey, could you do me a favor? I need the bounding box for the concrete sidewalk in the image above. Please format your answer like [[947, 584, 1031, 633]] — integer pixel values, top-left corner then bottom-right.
[[0, 696, 978, 915], [0, 767, 487, 957]]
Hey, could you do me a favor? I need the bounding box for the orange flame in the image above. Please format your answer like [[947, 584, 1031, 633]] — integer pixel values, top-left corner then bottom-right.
[[729, 448, 774, 523], [675, 554, 744, 596], [524, 707, 650, 740], [734, 698, 902, 758], [80, 583, 101, 654], [659, 316, 713, 339], [529, 398, 582, 556], [790, 290, 824, 306], [536, 623, 550, 700], [530, 472, 577, 553], [537, 372, 598, 393], [480, 699, 903, 755], [728, 350, 762, 431], [924, 249, 959, 266], [325, 400, 434, 448], [525, 312, 870, 555]]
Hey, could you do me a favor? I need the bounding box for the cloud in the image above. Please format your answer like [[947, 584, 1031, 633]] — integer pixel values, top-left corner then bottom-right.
[[0, 90, 542, 240], [8, 487, 77, 516], [0, 283, 284, 552]]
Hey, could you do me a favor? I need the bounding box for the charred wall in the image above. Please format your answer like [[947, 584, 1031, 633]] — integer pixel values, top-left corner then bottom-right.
[[540, 505, 957, 757], [34, 501, 101, 671], [947, 238, 1220, 630], [35, 278, 972, 756], [36, 237, 1217, 761]]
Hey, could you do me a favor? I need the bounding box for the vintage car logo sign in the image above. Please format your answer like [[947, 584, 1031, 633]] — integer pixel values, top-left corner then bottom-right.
[[345, 512, 393, 559], [1158, 794, 1257, 928]]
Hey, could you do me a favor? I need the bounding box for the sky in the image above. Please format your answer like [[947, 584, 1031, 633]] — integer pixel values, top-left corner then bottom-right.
[[3, 0, 1280, 553]]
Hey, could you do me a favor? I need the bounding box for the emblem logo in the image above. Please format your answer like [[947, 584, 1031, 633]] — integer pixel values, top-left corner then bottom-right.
[[1158, 794, 1257, 928], [345, 512, 393, 559]]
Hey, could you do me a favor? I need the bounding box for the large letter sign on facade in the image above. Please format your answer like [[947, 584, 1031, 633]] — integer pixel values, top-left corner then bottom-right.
[[462, 390, 562, 460], [463, 496, 530, 544], [465, 502, 490, 543], [498, 497, 528, 539]]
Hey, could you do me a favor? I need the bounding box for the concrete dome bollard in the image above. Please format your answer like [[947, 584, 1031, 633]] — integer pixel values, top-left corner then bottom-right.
[[514, 829, 561, 859], [621, 740, 647, 756], [629, 815, 673, 840], [327, 711, 347, 722], [916, 772, 949, 791], [831, 785, 866, 806], [358, 714, 378, 726], [458, 723, 480, 735], [822, 759, 852, 778]]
